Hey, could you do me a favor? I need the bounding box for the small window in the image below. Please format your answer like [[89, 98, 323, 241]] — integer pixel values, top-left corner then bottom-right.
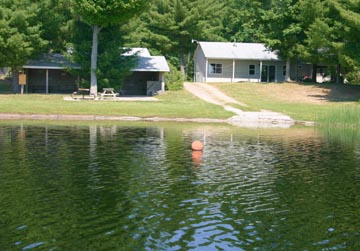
[[209, 63, 222, 74], [249, 65, 255, 75], [283, 65, 286, 76]]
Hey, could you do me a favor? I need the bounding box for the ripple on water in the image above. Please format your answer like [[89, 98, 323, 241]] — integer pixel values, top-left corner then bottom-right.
[[1, 125, 360, 250]]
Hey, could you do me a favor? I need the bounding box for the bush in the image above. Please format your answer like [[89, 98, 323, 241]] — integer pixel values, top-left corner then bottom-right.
[[165, 63, 183, 91], [344, 71, 360, 85]]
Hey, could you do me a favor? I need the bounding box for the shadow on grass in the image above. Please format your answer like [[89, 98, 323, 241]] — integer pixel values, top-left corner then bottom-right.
[[293, 82, 360, 102]]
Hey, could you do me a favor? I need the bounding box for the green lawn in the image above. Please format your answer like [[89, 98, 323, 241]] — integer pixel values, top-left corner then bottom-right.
[[213, 82, 360, 122], [0, 90, 233, 119], [1, 81, 360, 125]]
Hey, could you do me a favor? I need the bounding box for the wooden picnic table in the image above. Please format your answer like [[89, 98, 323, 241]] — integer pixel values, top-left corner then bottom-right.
[[100, 88, 118, 99]]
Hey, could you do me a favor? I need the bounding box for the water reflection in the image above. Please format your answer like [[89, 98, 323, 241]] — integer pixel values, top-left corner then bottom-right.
[[0, 123, 359, 250]]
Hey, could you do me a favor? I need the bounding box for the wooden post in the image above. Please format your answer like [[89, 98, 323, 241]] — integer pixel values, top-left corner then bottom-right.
[[232, 59, 235, 82], [46, 69, 49, 94], [205, 59, 208, 83]]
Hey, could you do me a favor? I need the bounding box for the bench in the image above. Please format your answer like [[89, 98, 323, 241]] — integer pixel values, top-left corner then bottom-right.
[[72, 88, 95, 99]]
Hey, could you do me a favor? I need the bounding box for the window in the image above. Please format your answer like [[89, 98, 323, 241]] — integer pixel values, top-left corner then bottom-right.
[[283, 65, 286, 76], [209, 63, 222, 74], [249, 65, 255, 75]]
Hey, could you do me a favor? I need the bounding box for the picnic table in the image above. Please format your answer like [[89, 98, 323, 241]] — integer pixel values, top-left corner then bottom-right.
[[100, 88, 118, 99], [72, 88, 94, 99]]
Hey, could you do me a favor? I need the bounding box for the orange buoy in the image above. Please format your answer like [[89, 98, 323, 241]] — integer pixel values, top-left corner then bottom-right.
[[191, 140, 204, 151]]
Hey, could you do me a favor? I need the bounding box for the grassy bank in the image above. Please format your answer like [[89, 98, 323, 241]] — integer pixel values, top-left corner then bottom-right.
[[316, 105, 360, 128], [0, 90, 233, 119], [214, 82, 360, 123], [1, 81, 360, 126]]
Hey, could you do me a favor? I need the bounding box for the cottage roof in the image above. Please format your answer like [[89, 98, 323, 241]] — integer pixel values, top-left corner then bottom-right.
[[122, 48, 170, 72], [198, 42, 280, 61], [23, 53, 80, 69], [133, 56, 170, 72]]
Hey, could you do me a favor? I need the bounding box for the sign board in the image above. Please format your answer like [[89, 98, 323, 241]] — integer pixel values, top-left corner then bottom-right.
[[19, 74, 26, 85]]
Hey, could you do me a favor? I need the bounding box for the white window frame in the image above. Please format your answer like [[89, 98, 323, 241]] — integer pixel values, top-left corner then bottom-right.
[[209, 63, 223, 75]]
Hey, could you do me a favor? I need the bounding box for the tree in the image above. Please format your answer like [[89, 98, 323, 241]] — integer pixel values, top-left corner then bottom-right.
[[294, 0, 344, 82], [73, 0, 148, 96], [123, 0, 226, 79], [222, 0, 271, 43], [0, 0, 47, 93], [37, 0, 74, 53], [69, 21, 138, 91], [328, 0, 360, 83], [263, 0, 302, 82]]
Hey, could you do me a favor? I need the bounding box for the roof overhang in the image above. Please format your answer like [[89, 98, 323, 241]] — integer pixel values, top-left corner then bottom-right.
[[23, 53, 81, 70]]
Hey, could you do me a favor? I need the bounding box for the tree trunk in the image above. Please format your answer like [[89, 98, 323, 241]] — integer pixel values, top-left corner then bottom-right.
[[285, 58, 291, 82], [179, 50, 186, 79], [336, 64, 341, 84], [90, 25, 101, 96], [312, 64, 317, 83], [11, 68, 19, 93]]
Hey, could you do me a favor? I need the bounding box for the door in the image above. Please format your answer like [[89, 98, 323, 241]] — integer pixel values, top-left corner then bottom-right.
[[261, 65, 268, 82], [269, 65, 276, 82], [261, 65, 276, 82]]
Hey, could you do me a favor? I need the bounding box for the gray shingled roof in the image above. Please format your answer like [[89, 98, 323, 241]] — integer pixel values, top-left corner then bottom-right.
[[122, 48, 170, 72], [23, 53, 80, 69], [132, 56, 170, 72], [198, 42, 281, 61]]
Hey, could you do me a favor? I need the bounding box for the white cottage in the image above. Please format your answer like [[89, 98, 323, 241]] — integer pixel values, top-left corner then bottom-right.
[[194, 42, 287, 83], [122, 48, 170, 96]]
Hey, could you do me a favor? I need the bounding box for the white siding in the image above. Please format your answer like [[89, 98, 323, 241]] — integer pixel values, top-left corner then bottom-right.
[[194, 44, 287, 83], [235, 60, 260, 82], [194, 48, 207, 82], [207, 59, 233, 80]]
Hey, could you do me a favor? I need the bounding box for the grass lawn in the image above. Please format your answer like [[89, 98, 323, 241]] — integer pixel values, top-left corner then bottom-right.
[[1, 80, 360, 125], [213, 82, 360, 122], [0, 90, 233, 119]]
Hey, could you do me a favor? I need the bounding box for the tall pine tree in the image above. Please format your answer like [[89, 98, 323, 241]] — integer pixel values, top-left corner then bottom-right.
[[123, 0, 226, 79], [73, 0, 148, 96], [0, 0, 47, 92]]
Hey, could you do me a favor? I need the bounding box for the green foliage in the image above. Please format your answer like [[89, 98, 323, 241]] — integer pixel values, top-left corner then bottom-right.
[[37, 0, 73, 53], [72, 0, 148, 95], [74, 0, 148, 27], [0, 0, 48, 92], [263, 0, 303, 59], [317, 105, 360, 129], [0, 1, 47, 67], [165, 63, 183, 91], [69, 22, 137, 90], [123, 0, 226, 79], [222, 0, 269, 42]]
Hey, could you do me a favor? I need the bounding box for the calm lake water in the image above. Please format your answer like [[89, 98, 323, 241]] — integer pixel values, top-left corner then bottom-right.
[[0, 122, 359, 251]]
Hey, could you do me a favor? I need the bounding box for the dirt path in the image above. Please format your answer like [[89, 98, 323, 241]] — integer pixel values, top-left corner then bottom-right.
[[184, 82, 248, 107], [184, 82, 296, 128]]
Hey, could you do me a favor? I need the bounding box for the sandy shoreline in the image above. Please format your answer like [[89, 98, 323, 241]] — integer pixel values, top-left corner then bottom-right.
[[0, 113, 226, 123], [0, 113, 314, 128]]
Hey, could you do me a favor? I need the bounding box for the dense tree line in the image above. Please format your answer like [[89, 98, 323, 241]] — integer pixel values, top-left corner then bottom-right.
[[1, 0, 360, 93]]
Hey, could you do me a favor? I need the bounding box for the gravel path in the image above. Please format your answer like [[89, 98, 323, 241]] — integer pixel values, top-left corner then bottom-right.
[[184, 82, 296, 128]]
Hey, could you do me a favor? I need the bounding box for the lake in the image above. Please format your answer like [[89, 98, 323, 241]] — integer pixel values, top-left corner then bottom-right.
[[0, 122, 359, 250]]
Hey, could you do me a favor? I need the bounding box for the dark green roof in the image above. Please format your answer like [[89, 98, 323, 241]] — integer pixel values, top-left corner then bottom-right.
[[23, 53, 80, 69]]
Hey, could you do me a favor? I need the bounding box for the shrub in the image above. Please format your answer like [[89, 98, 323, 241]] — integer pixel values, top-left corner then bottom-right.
[[165, 63, 183, 91]]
